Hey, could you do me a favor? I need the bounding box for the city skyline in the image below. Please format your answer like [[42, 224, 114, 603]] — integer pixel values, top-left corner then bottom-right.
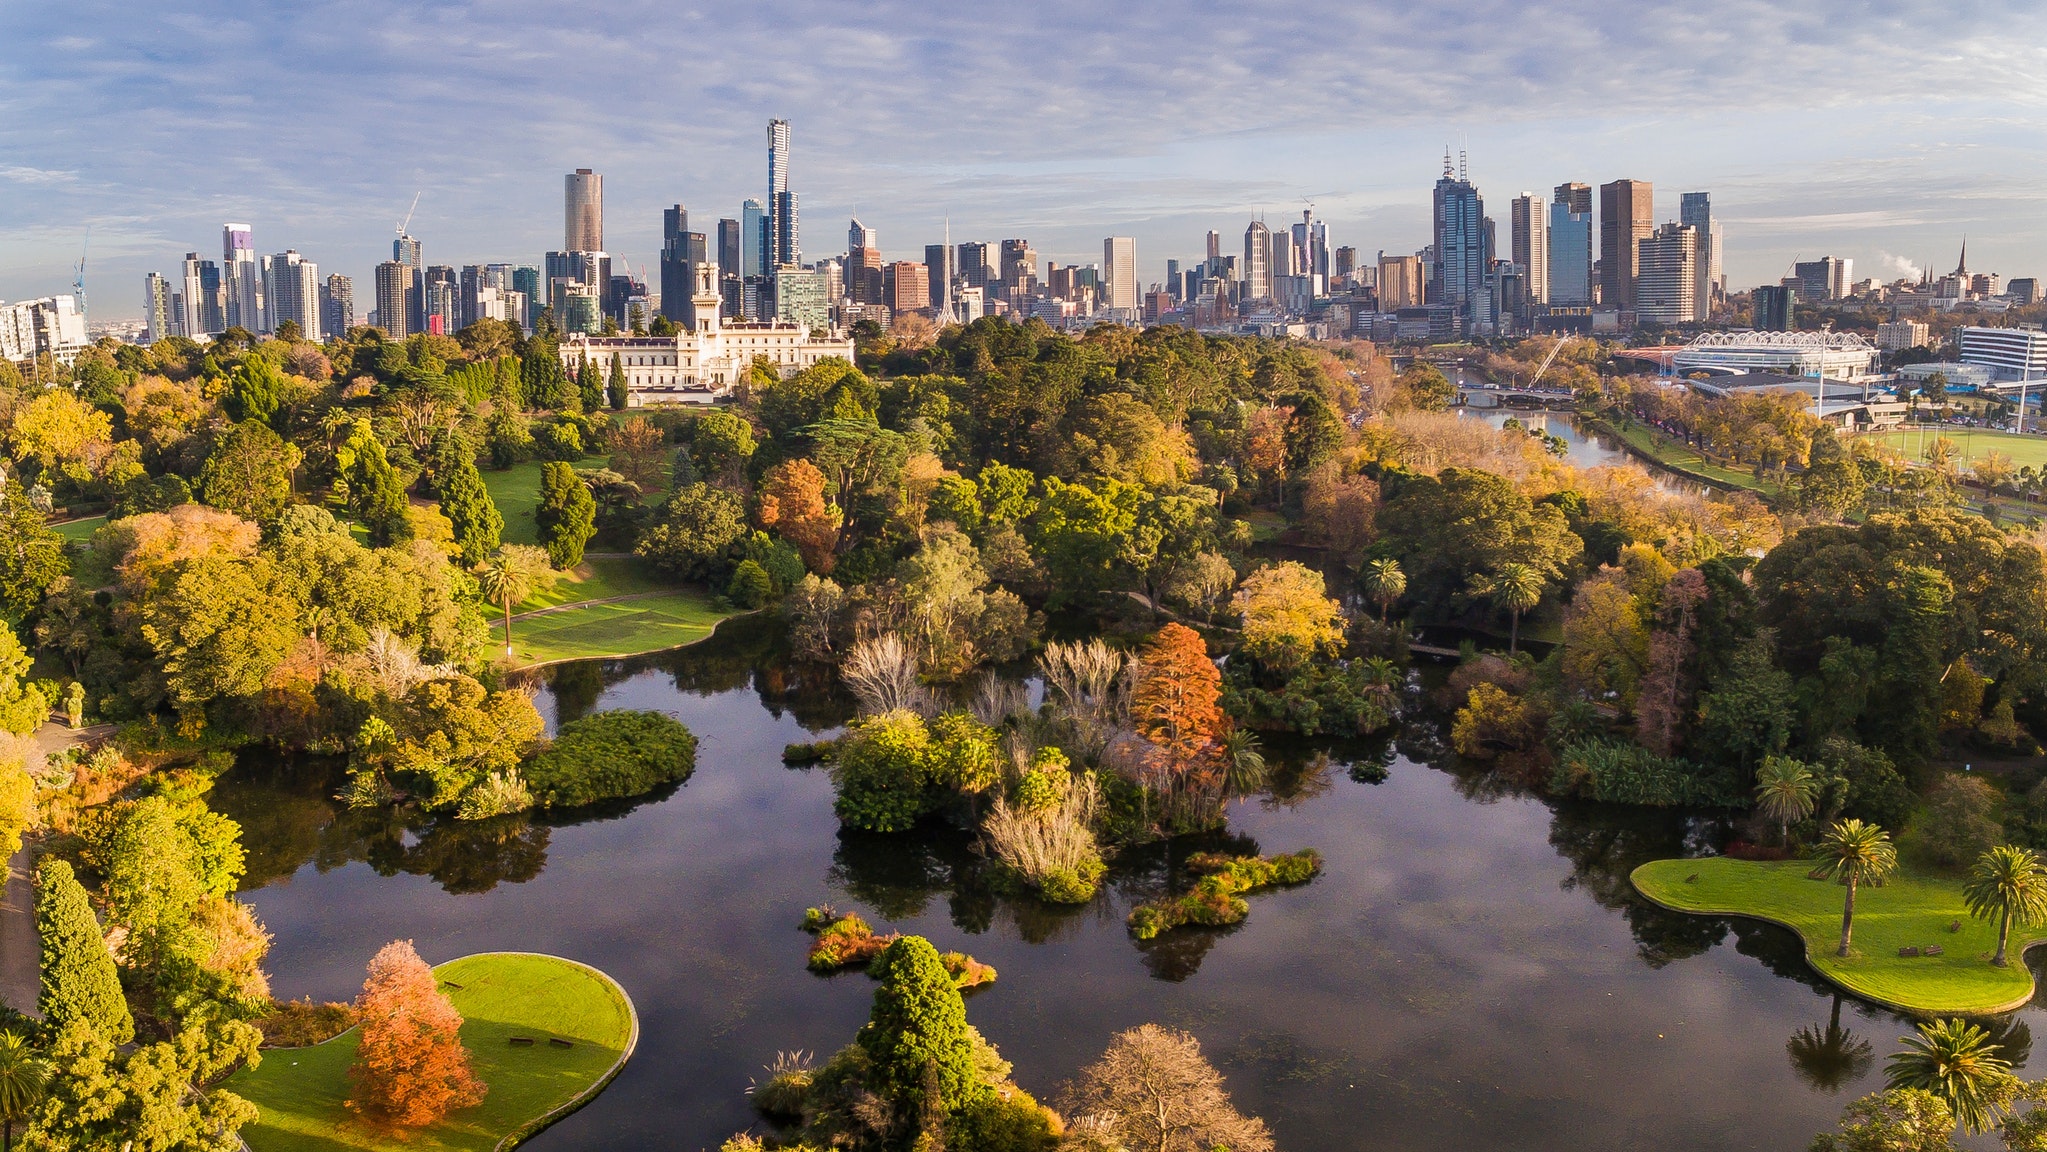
[[6, 1, 2047, 317]]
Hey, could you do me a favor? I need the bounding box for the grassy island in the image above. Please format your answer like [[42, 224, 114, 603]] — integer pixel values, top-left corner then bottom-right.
[[1631, 857, 2047, 1015], [232, 952, 638, 1152]]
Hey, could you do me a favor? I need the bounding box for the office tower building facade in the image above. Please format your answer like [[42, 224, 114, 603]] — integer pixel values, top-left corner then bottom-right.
[[1794, 257, 1852, 301], [1432, 155, 1485, 322], [264, 250, 321, 339], [1599, 179, 1652, 311], [1635, 224, 1698, 325], [999, 239, 1037, 303], [958, 242, 992, 290], [143, 273, 173, 343], [1679, 192, 1723, 315], [887, 261, 928, 317], [222, 223, 261, 332], [741, 200, 766, 279], [1242, 222, 1273, 302], [1509, 194, 1548, 307], [846, 219, 882, 305], [1377, 254, 1423, 310], [565, 169, 603, 252], [924, 244, 955, 312], [1103, 237, 1137, 316], [322, 274, 354, 336], [392, 232, 424, 333], [767, 120, 797, 268], [374, 261, 412, 338], [1754, 283, 1797, 331], [1554, 181, 1592, 216], [661, 205, 698, 326], [1548, 199, 1593, 306], [179, 253, 216, 338]]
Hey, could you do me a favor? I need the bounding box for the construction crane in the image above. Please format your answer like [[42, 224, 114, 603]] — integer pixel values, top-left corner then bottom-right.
[[395, 191, 421, 238], [72, 228, 90, 327]]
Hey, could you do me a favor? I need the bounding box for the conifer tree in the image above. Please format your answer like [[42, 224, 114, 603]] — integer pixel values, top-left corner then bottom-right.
[[34, 860, 133, 1045], [347, 940, 484, 1127], [535, 462, 596, 569], [859, 936, 986, 1124], [436, 452, 503, 566], [607, 352, 627, 411]]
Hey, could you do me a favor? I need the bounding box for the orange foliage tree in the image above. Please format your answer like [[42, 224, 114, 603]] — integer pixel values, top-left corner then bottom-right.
[[346, 940, 486, 1127], [1132, 623, 1224, 765], [756, 457, 842, 573]]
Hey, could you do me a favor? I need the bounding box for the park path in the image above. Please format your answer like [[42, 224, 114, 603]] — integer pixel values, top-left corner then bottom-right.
[[1, 720, 117, 1016]]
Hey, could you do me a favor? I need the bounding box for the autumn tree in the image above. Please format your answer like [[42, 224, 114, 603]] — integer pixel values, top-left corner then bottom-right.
[[756, 458, 842, 573], [1058, 1024, 1274, 1152], [1232, 561, 1343, 673], [347, 940, 485, 1127], [607, 417, 665, 489], [1132, 624, 1223, 765]]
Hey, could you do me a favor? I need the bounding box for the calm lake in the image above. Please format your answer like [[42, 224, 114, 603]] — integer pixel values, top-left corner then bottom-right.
[[211, 615, 2043, 1151]]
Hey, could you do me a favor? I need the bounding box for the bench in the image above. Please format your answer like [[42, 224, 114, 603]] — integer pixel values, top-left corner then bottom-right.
[[510, 1037, 535, 1046], [549, 1038, 574, 1049]]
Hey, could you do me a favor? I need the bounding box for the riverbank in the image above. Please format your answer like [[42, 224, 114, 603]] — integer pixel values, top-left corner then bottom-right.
[[231, 951, 638, 1152], [1631, 856, 2047, 1015], [1579, 415, 1780, 496]]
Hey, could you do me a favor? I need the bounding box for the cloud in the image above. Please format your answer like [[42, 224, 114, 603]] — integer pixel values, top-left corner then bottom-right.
[[0, 166, 76, 185]]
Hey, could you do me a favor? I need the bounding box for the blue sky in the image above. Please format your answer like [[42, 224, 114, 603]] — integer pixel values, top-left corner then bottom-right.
[[5, 0, 2047, 320]]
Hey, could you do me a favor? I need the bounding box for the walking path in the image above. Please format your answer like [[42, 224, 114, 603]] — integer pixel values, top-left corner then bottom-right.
[[1, 720, 115, 1017]]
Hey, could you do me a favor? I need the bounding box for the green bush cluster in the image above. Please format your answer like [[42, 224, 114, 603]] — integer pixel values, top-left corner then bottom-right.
[[1547, 739, 1742, 807], [521, 710, 698, 809], [1126, 849, 1322, 940], [830, 710, 998, 832], [1222, 660, 1396, 737]]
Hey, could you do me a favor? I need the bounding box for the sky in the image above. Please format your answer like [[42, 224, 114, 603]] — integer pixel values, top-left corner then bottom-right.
[[5, 0, 2047, 322]]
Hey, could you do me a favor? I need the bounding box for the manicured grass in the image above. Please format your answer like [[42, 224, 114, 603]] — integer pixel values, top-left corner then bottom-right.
[[503, 591, 735, 667], [478, 454, 668, 548], [1597, 420, 1781, 495], [51, 514, 105, 543], [230, 952, 637, 1152], [513, 555, 665, 612], [1873, 426, 2047, 472], [1632, 857, 2047, 1014]]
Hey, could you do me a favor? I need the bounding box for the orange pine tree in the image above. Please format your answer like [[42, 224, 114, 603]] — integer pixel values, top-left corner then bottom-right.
[[346, 940, 486, 1128], [757, 458, 842, 573], [1132, 623, 1224, 766]]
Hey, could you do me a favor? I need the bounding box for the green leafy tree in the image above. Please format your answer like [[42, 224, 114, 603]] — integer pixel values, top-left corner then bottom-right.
[[1808, 1088, 1955, 1152], [26, 1008, 260, 1152], [34, 859, 133, 1044], [221, 356, 285, 425], [1755, 756, 1820, 846], [727, 559, 773, 608], [1811, 819, 1898, 958], [1480, 561, 1545, 654], [486, 405, 532, 469], [637, 482, 748, 582], [692, 409, 758, 486], [140, 553, 299, 721], [521, 338, 571, 409], [535, 462, 596, 569], [577, 356, 603, 411], [831, 710, 936, 832], [607, 352, 627, 410], [334, 419, 411, 545], [858, 935, 989, 1128], [1962, 846, 2047, 968], [1885, 1018, 2018, 1135], [1376, 467, 1580, 619], [436, 454, 503, 566], [0, 493, 66, 622], [1399, 362, 1456, 411], [1283, 392, 1345, 474], [196, 420, 299, 522]]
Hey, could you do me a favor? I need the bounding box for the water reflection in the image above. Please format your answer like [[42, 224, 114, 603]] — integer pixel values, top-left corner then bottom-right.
[[1787, 996, 1876, 1093]]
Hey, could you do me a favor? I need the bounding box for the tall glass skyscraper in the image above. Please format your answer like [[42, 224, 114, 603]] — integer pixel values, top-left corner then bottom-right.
[[742, 199, 766, 278], [1431, 155, 1485, 321], [766, 120, 796, 268]]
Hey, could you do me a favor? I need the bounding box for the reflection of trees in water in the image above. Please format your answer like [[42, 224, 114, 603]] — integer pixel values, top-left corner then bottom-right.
[[826, 825, 1106, 945], [1112, 831, 1263, 982], [1544, 798, 1741, 967], [1787, 995, 1875, 1093]]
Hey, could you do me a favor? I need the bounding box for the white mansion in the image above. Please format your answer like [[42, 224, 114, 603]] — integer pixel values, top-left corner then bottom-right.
[[556, 263, 854, 405]]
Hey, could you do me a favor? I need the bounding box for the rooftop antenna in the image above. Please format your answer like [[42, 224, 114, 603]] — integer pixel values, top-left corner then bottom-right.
[[1459, 150, 1468, 182]]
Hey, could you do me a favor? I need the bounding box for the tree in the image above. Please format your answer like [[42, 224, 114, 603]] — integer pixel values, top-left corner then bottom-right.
[[858, 935, 986, 1126], [221, 356, 286, 425], [607, 417, 665, 489], [476, 545, 555, 658], [607, 352, 628, 411], [0, 492, 67, 621], [435, 454, 503, 567], [1963, 846, 2047, 968], [34, 859, 133, 1045], [1754, 756, 1820, 847], [334, 419, 411, 545], [756, 458, 842, 573], [1359, 557, 1406, 624], [8, 390, 112, 475], [485, 404, 532, 469], [0, 1029, 48, 1152], [140, 553, 300, 720], [692, 408, 757, 486], [1376, 467, 1581, 619], [535, 462, 596, 569], [347, 940, 486, 1127], [1885, 1018, 2018, 1136], [1398, 362, 1455, 411], [1057, 1023, 1274, 1152], [1811, 819, 1898, 958], [1809, 1088, 1956, 1152], [637, 482, 748, 582], [1481, 562, 1545, 655], [1131, 624, 1224, 767], [196, 420, 299, 522], [1231, 561, 1343, 673]]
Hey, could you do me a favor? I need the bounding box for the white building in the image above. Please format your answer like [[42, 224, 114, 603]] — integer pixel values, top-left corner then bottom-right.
[[1102, 236, 1137, 319], [1670, 330, 1878, 379], [1956, 326, 2047, 383], [1876, 320, 1930, 352], [557, 263, 853, 405], [0, 295, 90, 366], [263, 250, 321, 340]]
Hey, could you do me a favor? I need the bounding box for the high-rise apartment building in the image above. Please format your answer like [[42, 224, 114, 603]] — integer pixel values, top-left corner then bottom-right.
[[1103, 237, 1137, 317], [222, 223, 261, 332], [741, 200, 766, 278], [321, 274, 354, 336], [1599, 180, 1653, 311], [264, 250, 321, 339], [1206, 231, 1221, 262], [178, 253, 215, 338], [143, 273, 173, 343], [1754, 283, 1797, 331], [767, 120, 797, 267], [1432, 155, 1485, 323], [374, 261, 411, 338], [1635, 224, 1698, 325], [565, 169, 604, 252], [1794, 257, 1852, 301], [1510, 194, 1548, 306], [1679, 192, 1723, 316], [1242, 222, 1273, 302], [392, 232, 424, 334], [1378, 254, 1424, 310]]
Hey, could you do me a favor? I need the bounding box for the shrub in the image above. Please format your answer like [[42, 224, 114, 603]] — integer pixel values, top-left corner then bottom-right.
[[1547, 739, 1742, 807], [521, 711, 698, 809], [751, 1050, 815, 1118], [454, 769, 533, 819], [727, 560, 774, 609], [1126, 850, 1322, 940], [983, 770, 1106, 904], [256, 997, 356, 1047], [831, 710, 935, 832], [805, 910, 895, 971], [948, 1087, 1062, 1152], [1221, 659, 1396, 737]]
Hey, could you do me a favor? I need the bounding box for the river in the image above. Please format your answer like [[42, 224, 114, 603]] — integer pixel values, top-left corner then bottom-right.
[[210, 616, 2041, 1151]]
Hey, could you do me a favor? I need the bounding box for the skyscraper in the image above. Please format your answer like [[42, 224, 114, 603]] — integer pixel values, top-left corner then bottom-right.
[[999, 240, 1037, 303], [1206, 231, 1221, 262], [1431, 153, 1485, 322], [741, 199, 766, 278], [1548, 185, 1593, 306], [717, 219, 743, 282], [565, 169, 604, 252], [1679, 192, 1722, 316], [847, 219, 882, 304], [1599, 179, 1652, 311], [375, 261, 412, 339], [924, 244, 955, 312], [1242, 221, 1273, 302], [1511, 194, 1548, 307], [1378, 254, 1424, 309], [958, 243, 992, 291], [143, 273, 173, 343], [393, 231, 424, 334], [1103, 237, 1137, 317], [322, 274, 354, 337], [222, 223, 260, 332], [1635, 224, 1698, 325], [1754, 283, 1797, 331], [767, 120, 797, 268], [264, 250, 321, 339], [662, 205, 693, 325]]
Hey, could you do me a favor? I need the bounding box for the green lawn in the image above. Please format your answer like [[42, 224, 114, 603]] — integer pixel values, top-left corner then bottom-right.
[[478, 455, 669, 547], [51, 514, 104, 543], [230, 952, 637, 1152], [1632, 857, 2047, 1015], [502, 591, 735, 668], [1873, 426, 2047, 472], [1598, 421, 1781, 495], [514, 555, 665, 612]]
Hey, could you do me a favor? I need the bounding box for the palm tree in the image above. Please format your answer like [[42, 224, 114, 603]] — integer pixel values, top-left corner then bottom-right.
[[1885, 1017, 2019, 1135], [0, 1030, 49, 1152], [1753, 756, 1819, 847], [1361, 558, 1406, 623], [1217, 728, 1267, 796], [1810, 819, 1898, 958], [1481, 562, 1545, 655], [1786, 995, 1873, 1093], [1962, 844, 2047, 967], [476, 545, 552, 659]]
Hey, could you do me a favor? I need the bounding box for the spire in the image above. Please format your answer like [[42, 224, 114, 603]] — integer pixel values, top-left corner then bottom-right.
[[1956, 237, 1968, 277], [1443, 148, 1454, 178]]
